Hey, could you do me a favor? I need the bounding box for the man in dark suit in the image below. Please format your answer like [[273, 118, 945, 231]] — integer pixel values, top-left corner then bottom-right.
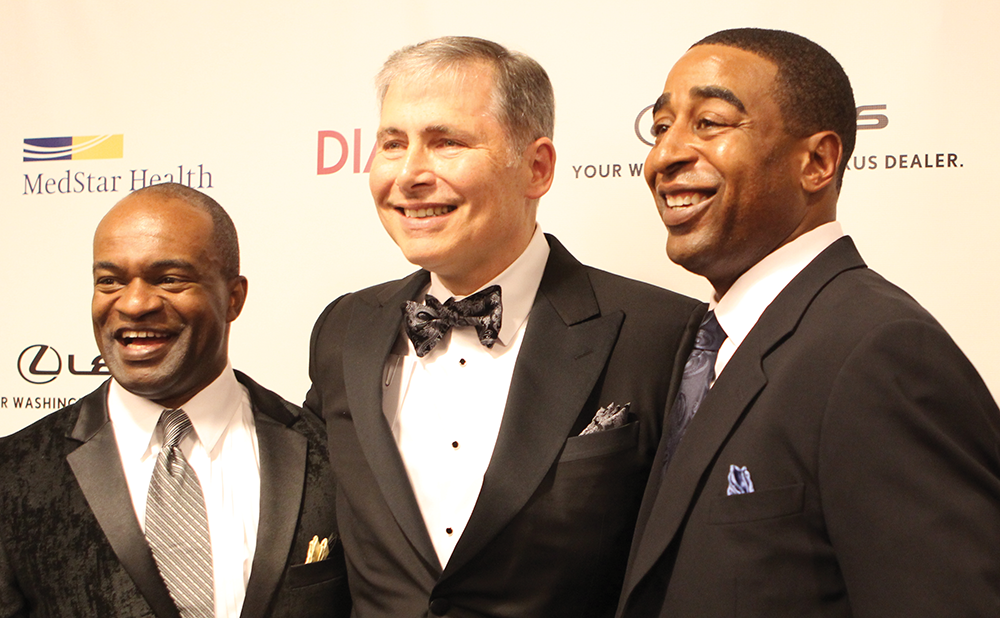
[[0, 183, 350, 618], [617, 28, 1000, 617], [305, 36, 701, 618]]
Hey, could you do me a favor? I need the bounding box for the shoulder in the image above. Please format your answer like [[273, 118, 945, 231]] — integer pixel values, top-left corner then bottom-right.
[[585, 264, 702, 313], [784, 265, 995, 420], [239, 370, 303, 425], [544, 233, 703, 320], [806, 265, 944, 337], [0, 389, 103, 512], [238, 371, 326, 444], [0, 391, 97, 468], [575, 265, 705, 342], [310, 271, 426, 336]]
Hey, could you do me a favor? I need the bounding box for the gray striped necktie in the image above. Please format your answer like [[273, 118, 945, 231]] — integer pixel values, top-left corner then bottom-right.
[[146, 409, 214, 618]]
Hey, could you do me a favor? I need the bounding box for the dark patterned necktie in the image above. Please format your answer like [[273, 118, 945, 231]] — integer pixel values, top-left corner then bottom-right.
[[661, 311, 726, 473], [402, 284, 502, 357], [145, 409, 214, 618]]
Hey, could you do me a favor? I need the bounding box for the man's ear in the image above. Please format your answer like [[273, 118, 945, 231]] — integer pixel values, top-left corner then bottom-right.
[[227, 276, 248, 322], [524, 137, 556, 200], [801, 131, 842, 193]]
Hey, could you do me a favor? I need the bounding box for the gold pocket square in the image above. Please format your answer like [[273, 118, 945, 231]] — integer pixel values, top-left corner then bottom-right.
[[304, 534, 338, 564]]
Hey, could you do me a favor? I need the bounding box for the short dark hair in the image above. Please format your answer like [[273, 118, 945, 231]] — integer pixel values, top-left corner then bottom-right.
[[694, 28, 856, 188], [127, 183, 240, 279], [375, 36, 554, 156]]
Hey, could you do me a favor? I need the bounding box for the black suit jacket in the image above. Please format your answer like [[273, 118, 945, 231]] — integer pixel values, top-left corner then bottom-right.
[[305, 235, 702, 618], [0, 371, 351, 618], [617, 237, 1000, 617]]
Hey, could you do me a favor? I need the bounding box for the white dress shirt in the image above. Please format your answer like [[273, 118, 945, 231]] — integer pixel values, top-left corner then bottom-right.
[[108, 362, 260, 618], [383, 226, 550, 568], [712, 221, 845, 380]]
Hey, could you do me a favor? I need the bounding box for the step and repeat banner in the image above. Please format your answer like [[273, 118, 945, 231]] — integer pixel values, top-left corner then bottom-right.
[[3, 0, 998, 435]]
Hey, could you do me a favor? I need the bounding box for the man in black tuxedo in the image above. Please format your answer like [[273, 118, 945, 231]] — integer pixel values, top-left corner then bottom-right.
[[617, 28, 1000, 617], [0, 183, 350, 618], [305, 36, 701, 618]]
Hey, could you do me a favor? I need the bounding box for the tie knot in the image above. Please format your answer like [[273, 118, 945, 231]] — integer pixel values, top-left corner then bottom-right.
[[694, 311, 726, 352], [159, 409, 193, 449]]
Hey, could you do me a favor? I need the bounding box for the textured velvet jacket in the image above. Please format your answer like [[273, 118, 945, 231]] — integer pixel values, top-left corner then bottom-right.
[[0, 371, 351, 618]]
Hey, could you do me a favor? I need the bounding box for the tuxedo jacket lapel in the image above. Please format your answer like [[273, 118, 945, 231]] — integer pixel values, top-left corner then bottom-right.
[[623, 237, 867, 597], [342, 271, 440, 570], [240, 373, 308, 618], [65, 384, 180, 618], [443, 237, 625, 577]]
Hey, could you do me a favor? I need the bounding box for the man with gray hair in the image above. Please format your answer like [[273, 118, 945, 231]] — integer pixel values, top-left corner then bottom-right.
[[305, 36, 701, 617]]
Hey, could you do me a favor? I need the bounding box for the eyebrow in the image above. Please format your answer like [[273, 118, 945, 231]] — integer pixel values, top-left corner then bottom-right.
[[376, 124, 459, 140], [93, 259, 196, 274], [376, 127, 403, 141], [692, 86, 746, 113], [652, 93, 671, 115], [651, 86, 747, 115]]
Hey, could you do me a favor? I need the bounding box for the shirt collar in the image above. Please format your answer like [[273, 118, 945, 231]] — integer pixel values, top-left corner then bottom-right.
[[712, 221, 844, 349], [427, 225, 550, 346], [108, 362, 243, 461]]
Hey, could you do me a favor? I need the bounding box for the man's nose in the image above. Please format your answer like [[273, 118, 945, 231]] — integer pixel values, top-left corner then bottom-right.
[[396, 146, 436, 193], [647, 124, 698, 179], [116, 279, 164, 318]]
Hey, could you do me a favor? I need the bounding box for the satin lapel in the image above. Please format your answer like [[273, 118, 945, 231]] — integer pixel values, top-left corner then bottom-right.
[[443, 237, 623, 577], [241, 374, 307, 618], [343, 271, 440, 568], [622, 237, 867, 597], [65, 385, 180, 618]]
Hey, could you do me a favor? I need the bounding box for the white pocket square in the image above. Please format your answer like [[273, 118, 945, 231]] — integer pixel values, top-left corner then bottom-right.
[[727, 465, 755, 495], [579, 402, 630, 435]]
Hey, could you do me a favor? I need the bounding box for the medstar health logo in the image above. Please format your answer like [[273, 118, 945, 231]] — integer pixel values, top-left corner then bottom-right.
[[23, 135, 124, 162]]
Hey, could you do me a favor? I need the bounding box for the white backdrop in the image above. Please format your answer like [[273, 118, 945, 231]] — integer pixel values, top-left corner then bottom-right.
[[3, 0, 998, 436]]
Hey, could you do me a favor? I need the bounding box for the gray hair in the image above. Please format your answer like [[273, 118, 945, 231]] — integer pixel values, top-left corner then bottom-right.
[[375, 36, 554, 156]]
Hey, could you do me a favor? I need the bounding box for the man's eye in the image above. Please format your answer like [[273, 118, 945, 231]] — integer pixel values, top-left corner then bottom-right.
[[696, 118, 723, 130], [651, 123, 671, 137], [382, 140, 403, 150], [160, 276, 188, 288]]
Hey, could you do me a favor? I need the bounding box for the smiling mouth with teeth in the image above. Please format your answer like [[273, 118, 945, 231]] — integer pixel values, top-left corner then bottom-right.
[[119, 330, 171, 345], [401, 205, 457, 218], [665, 192, 713, 208]]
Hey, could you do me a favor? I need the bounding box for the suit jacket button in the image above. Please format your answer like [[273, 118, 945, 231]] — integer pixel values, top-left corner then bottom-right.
[[429, 598, 451, 615]]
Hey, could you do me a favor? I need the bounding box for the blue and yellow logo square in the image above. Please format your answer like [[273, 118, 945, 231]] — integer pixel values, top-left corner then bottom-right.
[[23, 135, 124, 162]]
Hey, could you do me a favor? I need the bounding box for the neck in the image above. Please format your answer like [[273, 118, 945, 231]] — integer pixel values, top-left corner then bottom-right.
[[435, 228, 536, 296]]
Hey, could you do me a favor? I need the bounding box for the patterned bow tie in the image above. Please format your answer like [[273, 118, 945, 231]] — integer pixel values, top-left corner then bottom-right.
[[402, 285, 502, 357]]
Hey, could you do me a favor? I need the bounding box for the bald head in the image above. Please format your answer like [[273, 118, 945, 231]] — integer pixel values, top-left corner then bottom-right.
[[109, 183, 240, 279]]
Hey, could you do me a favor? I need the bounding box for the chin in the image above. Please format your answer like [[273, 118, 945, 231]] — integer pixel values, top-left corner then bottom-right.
[[666, 242, 714, 278], [665, 239, 697, 269]]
